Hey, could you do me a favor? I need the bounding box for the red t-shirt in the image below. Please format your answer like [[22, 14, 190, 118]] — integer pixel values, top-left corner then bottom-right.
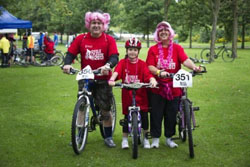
[[68, 32, 119, 80], [146, 43, 188, 97], [44, 36, 54, 54], [114, 58, 153, 115]]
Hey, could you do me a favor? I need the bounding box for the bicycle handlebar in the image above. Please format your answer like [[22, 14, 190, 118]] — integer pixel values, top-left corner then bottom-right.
[[114, 82, 154, 90], [60, 65, 102, 75]]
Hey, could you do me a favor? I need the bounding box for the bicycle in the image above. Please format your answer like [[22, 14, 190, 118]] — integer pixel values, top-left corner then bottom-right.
[[66, 65, 117, 155], [200, 43, 235, 62], [34, 49, 64, 66], [171, 66, 207, 158], [12, 48, 29, 67], [115, 82, 153, 159]]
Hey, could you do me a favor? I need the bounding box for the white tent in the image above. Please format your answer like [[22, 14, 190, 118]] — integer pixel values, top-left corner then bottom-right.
[[0, 28, 17, 34]]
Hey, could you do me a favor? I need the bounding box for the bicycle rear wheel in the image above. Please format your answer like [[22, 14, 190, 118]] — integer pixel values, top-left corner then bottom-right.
[[34, 51, 46, 66], [99, 95, 117, 138], [222, 49, 235, 62], [184, 99, 194, 158], [132, 112, 138, 159], [200, 48, 211, 62], [71, 97, 89, 155], [50, 51, 64, 66]]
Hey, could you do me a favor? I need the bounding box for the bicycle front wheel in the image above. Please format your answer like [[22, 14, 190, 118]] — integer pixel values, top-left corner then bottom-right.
[[222, 49, 235, 62], [184, 100, 194, 158], [200, 48, 211, 62], [34, 51, 46, 66], [50, 51, 64, 66], [71, 97, 89, 155], [131, 112, 138, 159], [99, 95, 117, 138], [177, 110, 186, 142]]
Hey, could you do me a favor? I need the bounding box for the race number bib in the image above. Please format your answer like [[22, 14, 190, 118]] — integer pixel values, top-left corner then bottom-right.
[[76, 65, 94, 80], [173, 69, 192, 88]]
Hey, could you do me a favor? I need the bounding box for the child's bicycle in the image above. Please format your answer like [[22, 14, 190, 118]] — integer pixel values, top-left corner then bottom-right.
[[115, 82, 153, 159], [171, 66, 207, 158], [64, 65, 117, 155], [200, 43, 235, 62]]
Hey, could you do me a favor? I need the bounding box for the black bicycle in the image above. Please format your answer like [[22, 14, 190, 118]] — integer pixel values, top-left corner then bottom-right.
[[66, 65, 117, 155], [169, 66, 207, 158], [200, 43, 235, 62], [34, 49, 64, 66], [115, 82, 153, 159]]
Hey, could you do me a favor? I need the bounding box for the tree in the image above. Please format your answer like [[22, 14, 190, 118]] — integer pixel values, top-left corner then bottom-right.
[[232, 0, 238, 57], [210, 0, 221, 62]]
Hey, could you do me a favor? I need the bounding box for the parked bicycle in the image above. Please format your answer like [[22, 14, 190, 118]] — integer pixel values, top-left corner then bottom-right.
[[170, 66, 207, 158], [200, 43, 235, 62], [66, 65, 117, 155], [115, 82, 153, 159], [13, 48, 29, 67], [34, 49, 64, 66]]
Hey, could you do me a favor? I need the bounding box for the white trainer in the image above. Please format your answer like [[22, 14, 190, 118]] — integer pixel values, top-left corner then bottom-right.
[[151, 138, 159, 148], [166, 138, 178, 148], [121, 139, 129, 149], [143, 139, 151, 149]]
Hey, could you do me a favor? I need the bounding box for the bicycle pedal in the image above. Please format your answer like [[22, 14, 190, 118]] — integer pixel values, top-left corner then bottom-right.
[[145, 132, 152, 139], [193, 107, 200, 111], [119, 119, 128, 127]]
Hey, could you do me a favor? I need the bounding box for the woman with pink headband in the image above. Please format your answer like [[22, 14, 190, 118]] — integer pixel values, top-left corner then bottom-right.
[[62, 11, 119, 148], [146, 21, 201, 148]]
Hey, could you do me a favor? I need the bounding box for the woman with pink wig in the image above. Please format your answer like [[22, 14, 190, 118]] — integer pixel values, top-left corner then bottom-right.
[[146, 21, 201, 149], [62, 11, 119, 148]]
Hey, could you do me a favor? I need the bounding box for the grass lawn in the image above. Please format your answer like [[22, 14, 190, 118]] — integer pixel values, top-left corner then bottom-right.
[[0, 45, 249, 167]]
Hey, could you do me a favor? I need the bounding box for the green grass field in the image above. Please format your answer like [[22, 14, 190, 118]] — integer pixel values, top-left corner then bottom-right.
[[0, 45, 249, 167]]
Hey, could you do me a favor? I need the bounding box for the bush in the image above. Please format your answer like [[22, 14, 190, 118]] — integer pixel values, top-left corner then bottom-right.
[[178, 30, 188, 42], [199, 28, 210, 43]]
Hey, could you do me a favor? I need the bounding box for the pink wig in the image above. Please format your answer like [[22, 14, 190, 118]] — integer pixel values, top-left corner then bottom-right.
[[85, 11, 110, 32], [153, 21, 175, 43]]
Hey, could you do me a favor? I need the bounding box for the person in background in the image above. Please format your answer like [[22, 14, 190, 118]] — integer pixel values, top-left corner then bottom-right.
[[38, 32, 44, 51], [108, 38, 157, 149], [26, 31, 35, 64], [146, 21, 201, 149], [62, 11, 119, 148], [43, 32, 55, 62], [0, 34, 10, 67], [53, 32, 58, 49]]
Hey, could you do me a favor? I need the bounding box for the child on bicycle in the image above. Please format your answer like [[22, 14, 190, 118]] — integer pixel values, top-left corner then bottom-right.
[[108, 38, 157, 149]]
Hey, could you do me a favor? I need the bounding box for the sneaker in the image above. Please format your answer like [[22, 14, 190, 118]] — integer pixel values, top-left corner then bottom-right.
[[143, 139, 151, 149], [151, 138, 159, 148], [104, 137, 116, 148], [166, 138, 178, 148], [121, 139, 129, 149]]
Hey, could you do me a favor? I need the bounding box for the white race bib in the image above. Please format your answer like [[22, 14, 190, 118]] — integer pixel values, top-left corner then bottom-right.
[[173, 69, 192, 88], [76, 65, 94, 80]]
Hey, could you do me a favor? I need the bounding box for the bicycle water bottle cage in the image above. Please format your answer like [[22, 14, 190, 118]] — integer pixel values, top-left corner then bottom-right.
[[119, 119, 128, 127]]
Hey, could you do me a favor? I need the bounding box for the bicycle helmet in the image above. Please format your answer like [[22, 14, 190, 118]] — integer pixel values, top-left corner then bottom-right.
[[125, 37, 141, 49]]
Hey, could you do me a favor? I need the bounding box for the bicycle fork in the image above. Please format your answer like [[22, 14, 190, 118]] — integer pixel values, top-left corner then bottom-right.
[[128, 107, 141, 136]]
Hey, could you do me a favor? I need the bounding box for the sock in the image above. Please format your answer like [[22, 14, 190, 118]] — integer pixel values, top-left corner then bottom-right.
[[104, 127, 112, 138]]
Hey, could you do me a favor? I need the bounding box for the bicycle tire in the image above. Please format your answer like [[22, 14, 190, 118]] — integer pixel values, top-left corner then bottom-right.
[[50, 51, 64, 66], [177, 109, 186, 142], [99, 95, 117, 139], [200, 48, 211, 62], [222, 49, 235, 62], [34, 51, 46, 66], [132, 112, 138, 159], [71, 97, 89, 155], [184, 99, 194, 158]]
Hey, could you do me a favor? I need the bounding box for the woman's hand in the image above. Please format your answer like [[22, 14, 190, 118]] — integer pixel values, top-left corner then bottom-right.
[[150, 78, 158, 88], [62, 65, 73, 74]]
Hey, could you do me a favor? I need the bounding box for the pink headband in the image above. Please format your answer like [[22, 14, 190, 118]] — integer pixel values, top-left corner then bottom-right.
[[85, 12, 110, 31], [153, 21, 175, 43]]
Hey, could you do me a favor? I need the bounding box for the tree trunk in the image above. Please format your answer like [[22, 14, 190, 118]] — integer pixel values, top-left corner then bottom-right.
[[210, 0, 221, 62], [241, 20, 245, 49], [164, 0, 171, 20], [232, 0, 238, 57]]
